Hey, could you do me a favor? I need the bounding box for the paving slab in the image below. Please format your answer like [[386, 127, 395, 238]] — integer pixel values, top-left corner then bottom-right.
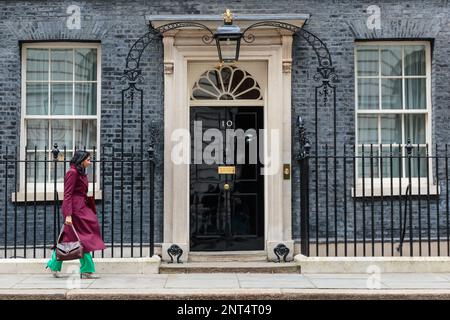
[[10, 274, 95, 289], [165, 274, 239, 289], [239, 280, 315, 289], [0, 275, 31, 288], [236, 273, 307, 280], [427, 273, 450, 281], [88, 275, 168, 289], [303, 273, 371, 279], [377, 273, 449, 282], [236, 274, 316, 289], [306, 278, 389, 289]]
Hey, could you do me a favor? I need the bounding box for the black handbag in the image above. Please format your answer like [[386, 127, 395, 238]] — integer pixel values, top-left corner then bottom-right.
[[56, 224, 84, 261]]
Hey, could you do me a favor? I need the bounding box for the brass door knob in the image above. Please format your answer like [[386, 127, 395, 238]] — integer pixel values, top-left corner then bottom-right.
[[224, 183, 230, 191]]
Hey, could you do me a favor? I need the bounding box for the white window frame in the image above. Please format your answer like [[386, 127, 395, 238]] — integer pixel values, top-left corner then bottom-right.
[[353, 41, 437, 197], [15, 42, 101, 201]]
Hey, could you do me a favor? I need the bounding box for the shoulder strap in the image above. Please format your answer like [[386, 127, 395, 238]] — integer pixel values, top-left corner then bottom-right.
[[57, 224, 81, 244]]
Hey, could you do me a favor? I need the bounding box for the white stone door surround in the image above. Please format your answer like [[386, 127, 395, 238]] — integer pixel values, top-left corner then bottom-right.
[[148, 14, 308, 261]]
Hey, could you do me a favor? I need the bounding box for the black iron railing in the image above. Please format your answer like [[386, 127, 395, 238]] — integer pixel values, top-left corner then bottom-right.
[[298, 141, 450, 257], [0, 144, 156, 259]]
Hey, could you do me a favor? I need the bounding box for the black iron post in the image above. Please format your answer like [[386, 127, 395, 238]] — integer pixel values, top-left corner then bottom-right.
[[52, 144, 60, 246], [297, 117, 311, 256], [4, 147, 8, 258], [406, 139, 413, 256], [148, 144, 155, 257]]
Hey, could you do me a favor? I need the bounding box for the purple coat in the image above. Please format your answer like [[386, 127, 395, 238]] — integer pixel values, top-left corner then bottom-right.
[[60, 164, 105, 253]]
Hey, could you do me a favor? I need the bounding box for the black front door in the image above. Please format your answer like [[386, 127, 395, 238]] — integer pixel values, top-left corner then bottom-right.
[[190, 107, 264, 251]]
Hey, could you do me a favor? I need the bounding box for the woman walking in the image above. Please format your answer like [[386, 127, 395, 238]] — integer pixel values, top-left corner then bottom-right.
[[46, 150, 106, 279]]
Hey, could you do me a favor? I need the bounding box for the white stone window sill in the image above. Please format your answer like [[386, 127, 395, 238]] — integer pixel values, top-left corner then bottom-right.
[[11, 190, 103, 203], [352, 179, 439, 198]]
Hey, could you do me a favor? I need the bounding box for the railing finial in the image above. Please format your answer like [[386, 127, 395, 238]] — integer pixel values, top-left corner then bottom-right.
[[52, 143, 60, 161], [405, 138, 413, 156]]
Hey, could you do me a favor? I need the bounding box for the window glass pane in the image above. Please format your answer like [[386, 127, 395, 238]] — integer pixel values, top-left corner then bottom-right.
[[381, 46, 401, 76], [75, 120, 97, 149], [75, 83, 96, 115], [405, 146, 427, 178], [50, 151, 72, 183], [220, 67, 233, 92], [381, 78, 402, 109], [234, 76, 258, 95], [381, 146, 401, 178], [85, 156, 96, 182], [26, 152, 46, 183], [358, 78, 379, 109], [405, 78, 426, 109], [198, 77, 220, 96], [405, 45, 426, 76], [358, 146, 379, 178], [26, 83, 48, 115], [51, 120, 73, 149], [357, 46, 379, 76], [192, 88, 217, 100], [380, 115, 401, 144], [75, 48, 97, 81], [358, 115, 378, 144], [26, 120, 48, 150], [51, 49, 73, 81], [26, 49, 48, 81], [51, 83, 72, 115], [404, 114, 426, 144]]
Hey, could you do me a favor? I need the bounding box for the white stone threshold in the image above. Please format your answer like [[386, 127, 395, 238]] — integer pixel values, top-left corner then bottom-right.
[[0, 256, 161, 274], [295, 255, 450, 273]]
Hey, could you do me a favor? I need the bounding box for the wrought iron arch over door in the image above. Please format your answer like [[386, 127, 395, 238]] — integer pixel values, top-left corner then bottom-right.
[[121, 21, 338, 150]]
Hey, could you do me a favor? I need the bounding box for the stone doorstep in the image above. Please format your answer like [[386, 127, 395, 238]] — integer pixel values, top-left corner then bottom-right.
[[0, 256, 161, 274], [295, 255, 450, 273], [159, 261, 300, 274], [188, 251, 268, 262]]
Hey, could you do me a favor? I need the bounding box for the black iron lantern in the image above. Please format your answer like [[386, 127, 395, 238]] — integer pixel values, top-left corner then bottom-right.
[[214, 9, 242, 63]]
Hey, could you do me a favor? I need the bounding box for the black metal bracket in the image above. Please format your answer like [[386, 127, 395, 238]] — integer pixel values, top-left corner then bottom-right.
[[155, 22, 215, 44], [167, 244, 183, 264], [273, 243, 290, 263], [296, 116, 311, 161]]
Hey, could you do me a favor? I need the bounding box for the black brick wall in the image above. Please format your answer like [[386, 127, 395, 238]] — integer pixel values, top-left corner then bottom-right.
[[0, 0, 448, 254]]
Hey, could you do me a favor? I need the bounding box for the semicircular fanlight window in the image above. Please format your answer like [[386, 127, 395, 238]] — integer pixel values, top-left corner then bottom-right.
[[191, 66, 262, 100]]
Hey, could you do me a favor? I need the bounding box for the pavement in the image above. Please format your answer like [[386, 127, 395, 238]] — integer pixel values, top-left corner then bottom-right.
[[1, 272, 450, 299]]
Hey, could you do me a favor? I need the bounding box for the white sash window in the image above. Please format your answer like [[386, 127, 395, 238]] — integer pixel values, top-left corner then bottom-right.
[[355, 42, 431, 180], [20, 42, 101, 195]]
